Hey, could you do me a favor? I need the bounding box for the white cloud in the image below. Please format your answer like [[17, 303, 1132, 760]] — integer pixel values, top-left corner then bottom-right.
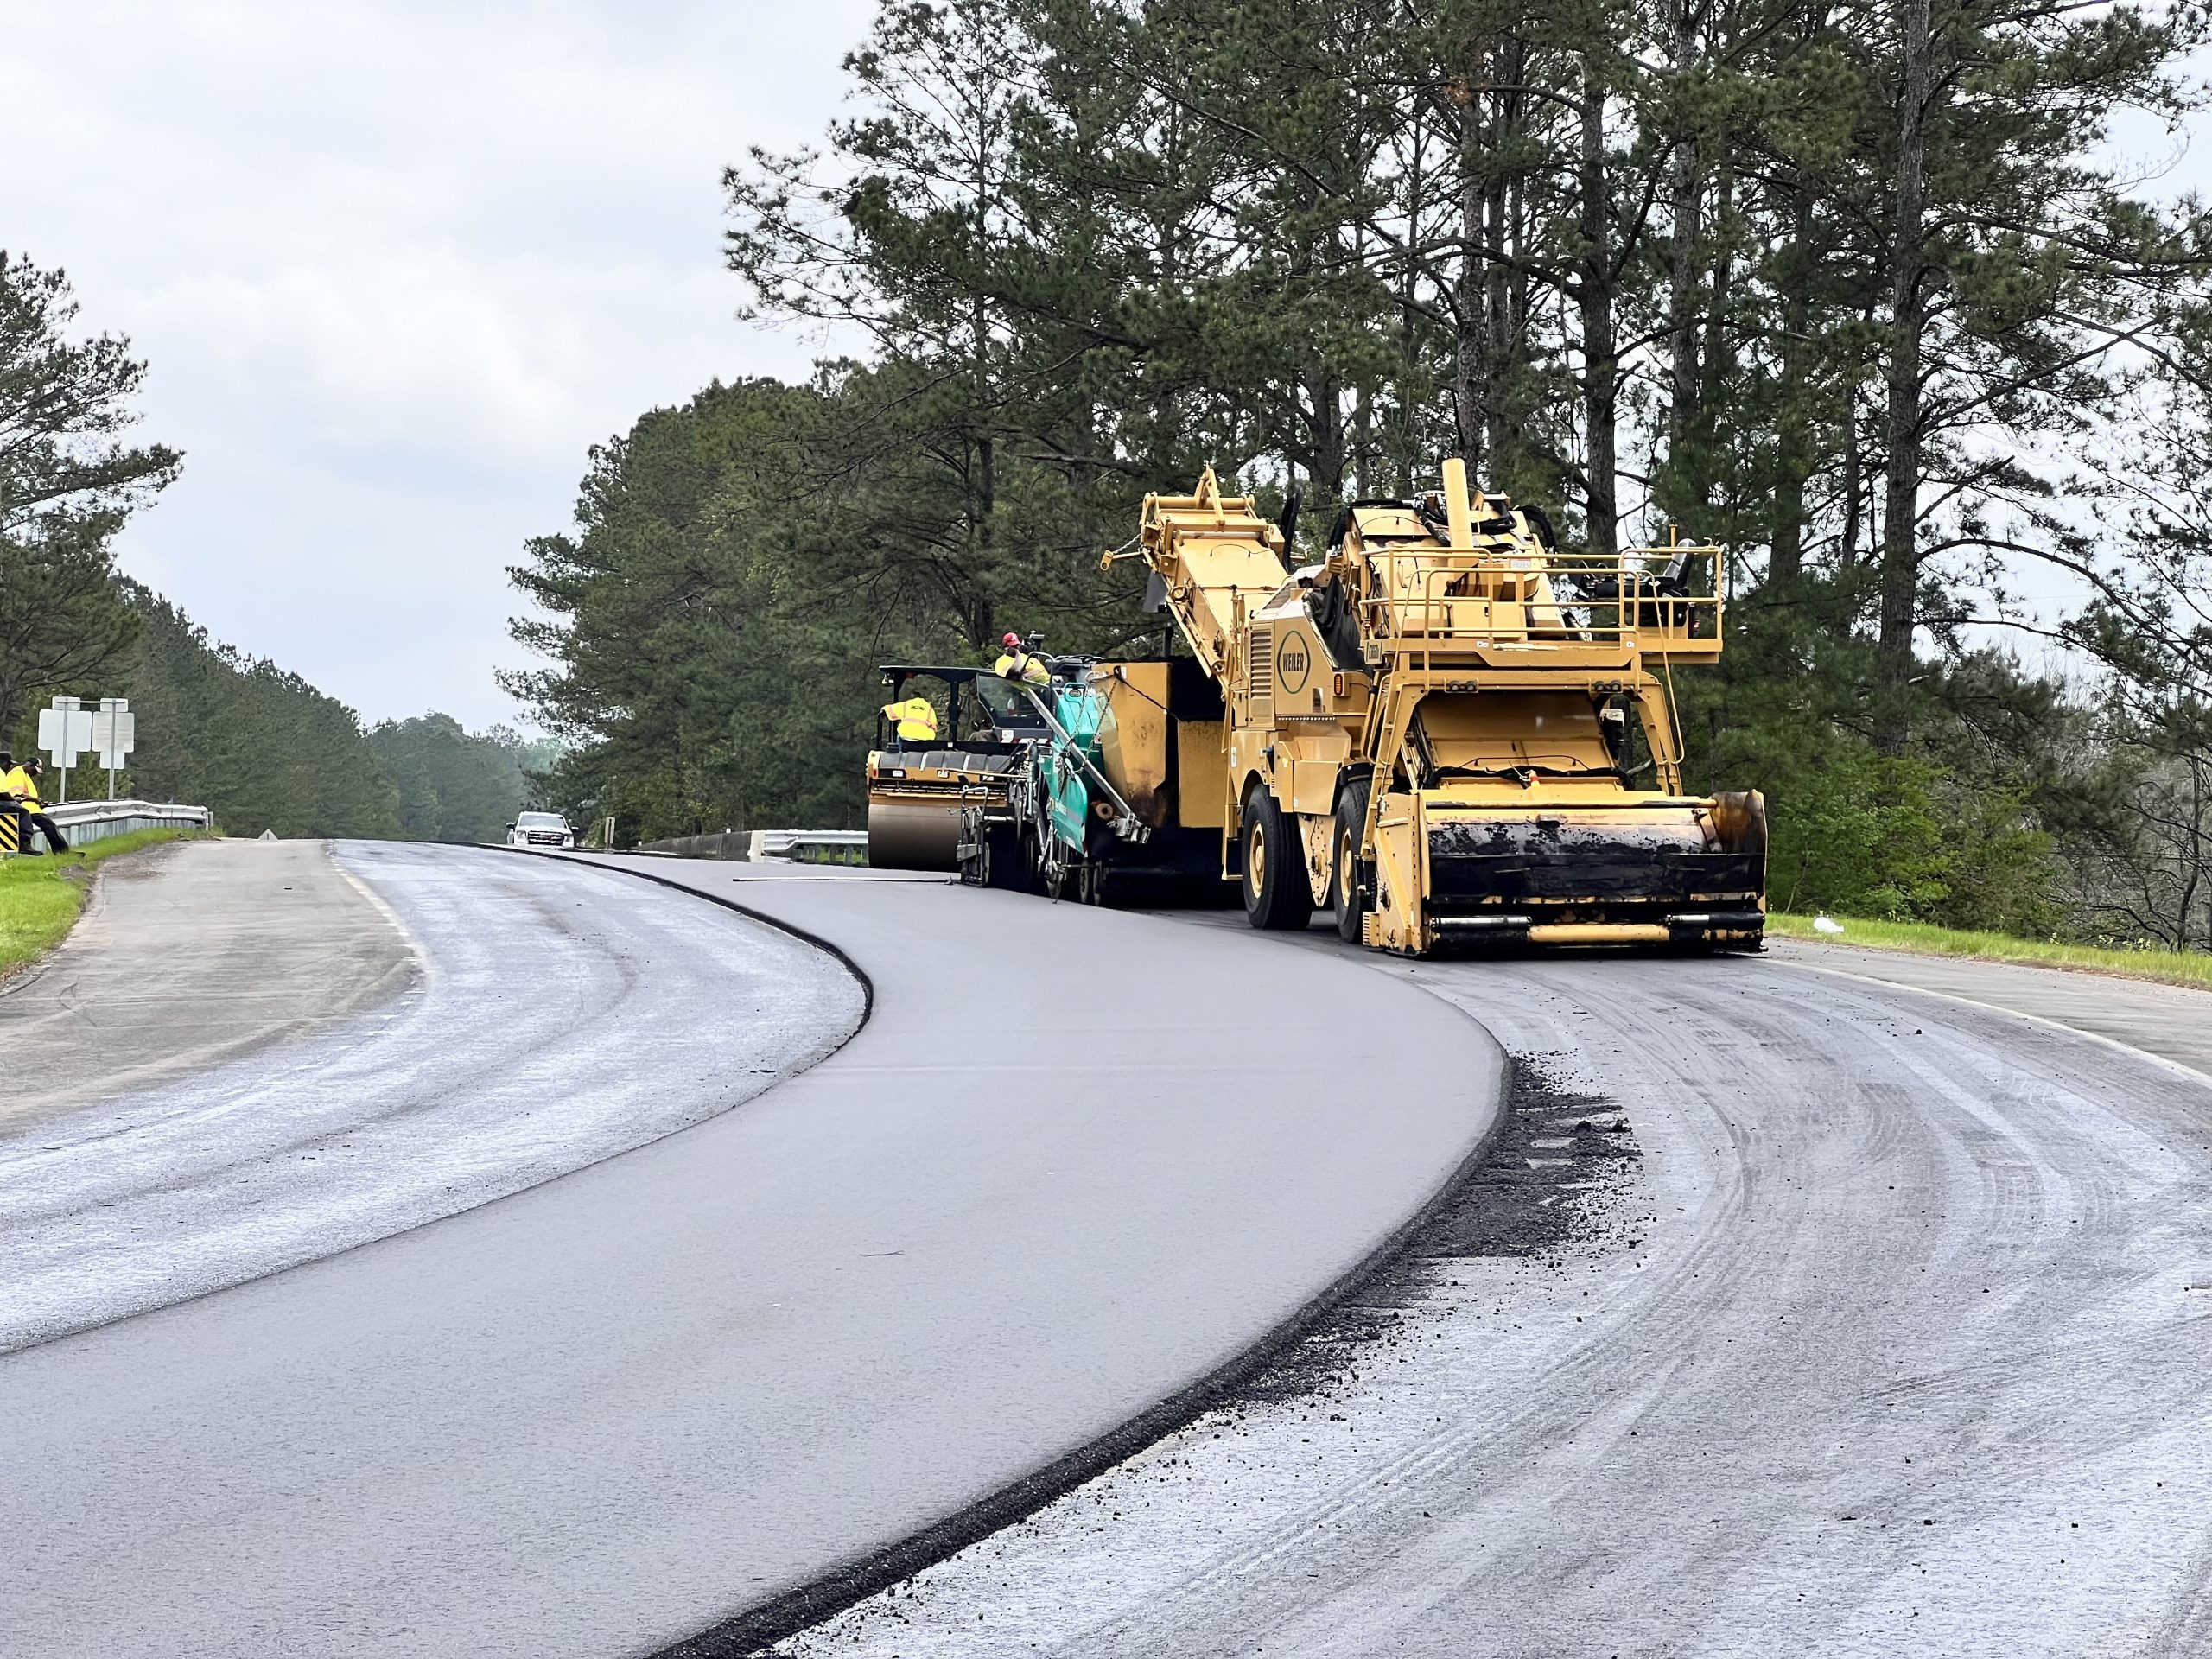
[[0, 0, 873, 728]]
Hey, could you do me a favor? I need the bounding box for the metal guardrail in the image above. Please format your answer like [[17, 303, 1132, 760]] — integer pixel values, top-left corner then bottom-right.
[[639, 830, 751, 860], [756, 830, 868, 866], [43, 799, 214, 847], [639, 829, 868, 865]]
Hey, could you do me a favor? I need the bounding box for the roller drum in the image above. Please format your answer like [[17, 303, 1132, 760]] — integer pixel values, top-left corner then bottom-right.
[[868, 802, 963, 871]]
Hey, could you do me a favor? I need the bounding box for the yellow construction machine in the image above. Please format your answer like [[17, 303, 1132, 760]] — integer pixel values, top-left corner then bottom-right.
[[1098, 461, 1766, 953], [864, 665, 1045, 871]]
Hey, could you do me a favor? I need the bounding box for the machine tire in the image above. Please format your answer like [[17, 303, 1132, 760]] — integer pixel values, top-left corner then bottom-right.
[[1332, 779, 1371, 944], [976, 823, 1016, 891], [1242, 786, 1313, 931], [1014, 830, 1047, 894]]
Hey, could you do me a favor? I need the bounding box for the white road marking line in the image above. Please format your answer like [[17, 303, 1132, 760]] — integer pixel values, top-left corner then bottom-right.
[[1785, 956, 2212, 1093]]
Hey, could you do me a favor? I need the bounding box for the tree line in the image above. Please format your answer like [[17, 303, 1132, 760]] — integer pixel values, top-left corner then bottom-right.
[[512, 0, 2212, 948], [1, 251, 545, 842]]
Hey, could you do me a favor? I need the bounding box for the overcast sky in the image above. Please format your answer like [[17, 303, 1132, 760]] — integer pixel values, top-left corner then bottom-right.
[[0, 0, 873, 731]]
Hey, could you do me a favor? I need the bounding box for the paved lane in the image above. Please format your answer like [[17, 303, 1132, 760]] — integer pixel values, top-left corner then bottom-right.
[[3, 853, 1499, 1658], [1772, 935, 2212, 1078], [781, 936, 2212, 1658], [0, 841, 860, 1353]]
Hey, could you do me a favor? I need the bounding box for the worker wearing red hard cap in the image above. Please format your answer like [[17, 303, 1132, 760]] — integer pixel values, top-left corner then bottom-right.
[[994, 632, 1051, 687]]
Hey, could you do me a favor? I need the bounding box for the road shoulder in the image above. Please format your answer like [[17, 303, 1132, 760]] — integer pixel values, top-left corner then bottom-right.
[[0, 837, 415, 1135], [1770, 935, 2212, 1079]]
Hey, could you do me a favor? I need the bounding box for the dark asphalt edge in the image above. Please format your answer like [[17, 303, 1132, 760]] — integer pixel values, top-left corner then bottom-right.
[[497, 846, 877, 1022], [641, 996, 1510, 1655]]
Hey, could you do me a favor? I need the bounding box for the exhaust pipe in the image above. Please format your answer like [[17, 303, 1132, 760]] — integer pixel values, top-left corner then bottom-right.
[[1441, 457, 1476, 549]]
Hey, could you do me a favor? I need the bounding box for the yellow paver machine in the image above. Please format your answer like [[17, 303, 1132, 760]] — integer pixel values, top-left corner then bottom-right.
[[1072, 459, 1768, 954]]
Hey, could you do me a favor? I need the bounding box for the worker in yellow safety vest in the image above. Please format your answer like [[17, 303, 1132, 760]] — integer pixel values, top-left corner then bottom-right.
[[3, 757, 67, 854], [995, 632, 1051, 687], [880, 691, 939, 750]]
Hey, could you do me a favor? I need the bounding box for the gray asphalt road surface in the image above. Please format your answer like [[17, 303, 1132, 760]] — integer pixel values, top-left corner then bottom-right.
[[0, 836, 411, 1133], [2, 852, 1497, 1658], [1773, 934, 2212, 1078], [0, 841, 861, 1353], [782, 930, 2212, 1658]]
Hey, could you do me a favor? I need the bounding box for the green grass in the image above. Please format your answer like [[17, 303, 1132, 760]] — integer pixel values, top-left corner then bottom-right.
[[0, 829, 213, 978], [1767, 909, 2212, 993]]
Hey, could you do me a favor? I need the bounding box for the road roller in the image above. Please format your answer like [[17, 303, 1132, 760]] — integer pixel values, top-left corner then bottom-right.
[[864, 665, 1048, 871]]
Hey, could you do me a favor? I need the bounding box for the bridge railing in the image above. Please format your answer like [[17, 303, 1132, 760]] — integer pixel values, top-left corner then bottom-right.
[[44, 799, 214, 847], [637, 829, 868, 865]]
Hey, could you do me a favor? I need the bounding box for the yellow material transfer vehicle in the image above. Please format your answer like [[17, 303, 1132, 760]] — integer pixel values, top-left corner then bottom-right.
[[1102, 461, 1766, 954]]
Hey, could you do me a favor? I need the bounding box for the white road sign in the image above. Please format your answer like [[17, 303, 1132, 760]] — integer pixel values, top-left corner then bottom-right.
[[91, 701, 134, 768], [37, 702, 92, 764]]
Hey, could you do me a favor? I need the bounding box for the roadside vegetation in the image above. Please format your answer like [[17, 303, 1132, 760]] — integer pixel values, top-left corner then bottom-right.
[[0, 829, 211, 978], [1767, 912, 2212, 993], [507, 0, 2212, 968]]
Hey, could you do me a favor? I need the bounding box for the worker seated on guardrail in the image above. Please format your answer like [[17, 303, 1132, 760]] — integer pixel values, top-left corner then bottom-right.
[[2, 758, 70, 855]]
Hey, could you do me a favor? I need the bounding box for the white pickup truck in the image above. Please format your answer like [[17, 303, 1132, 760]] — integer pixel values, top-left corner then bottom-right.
[[505, 811, 575, 849]]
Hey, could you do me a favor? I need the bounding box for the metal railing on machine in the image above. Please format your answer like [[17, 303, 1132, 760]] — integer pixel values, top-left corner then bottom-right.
[[1361, 545, 1726, 668]]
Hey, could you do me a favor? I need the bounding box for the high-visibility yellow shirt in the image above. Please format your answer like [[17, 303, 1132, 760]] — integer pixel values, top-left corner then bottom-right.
[[995, 652, 1050, 687], [1, 767, 37, 808], [881, 696, 939, 742]]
